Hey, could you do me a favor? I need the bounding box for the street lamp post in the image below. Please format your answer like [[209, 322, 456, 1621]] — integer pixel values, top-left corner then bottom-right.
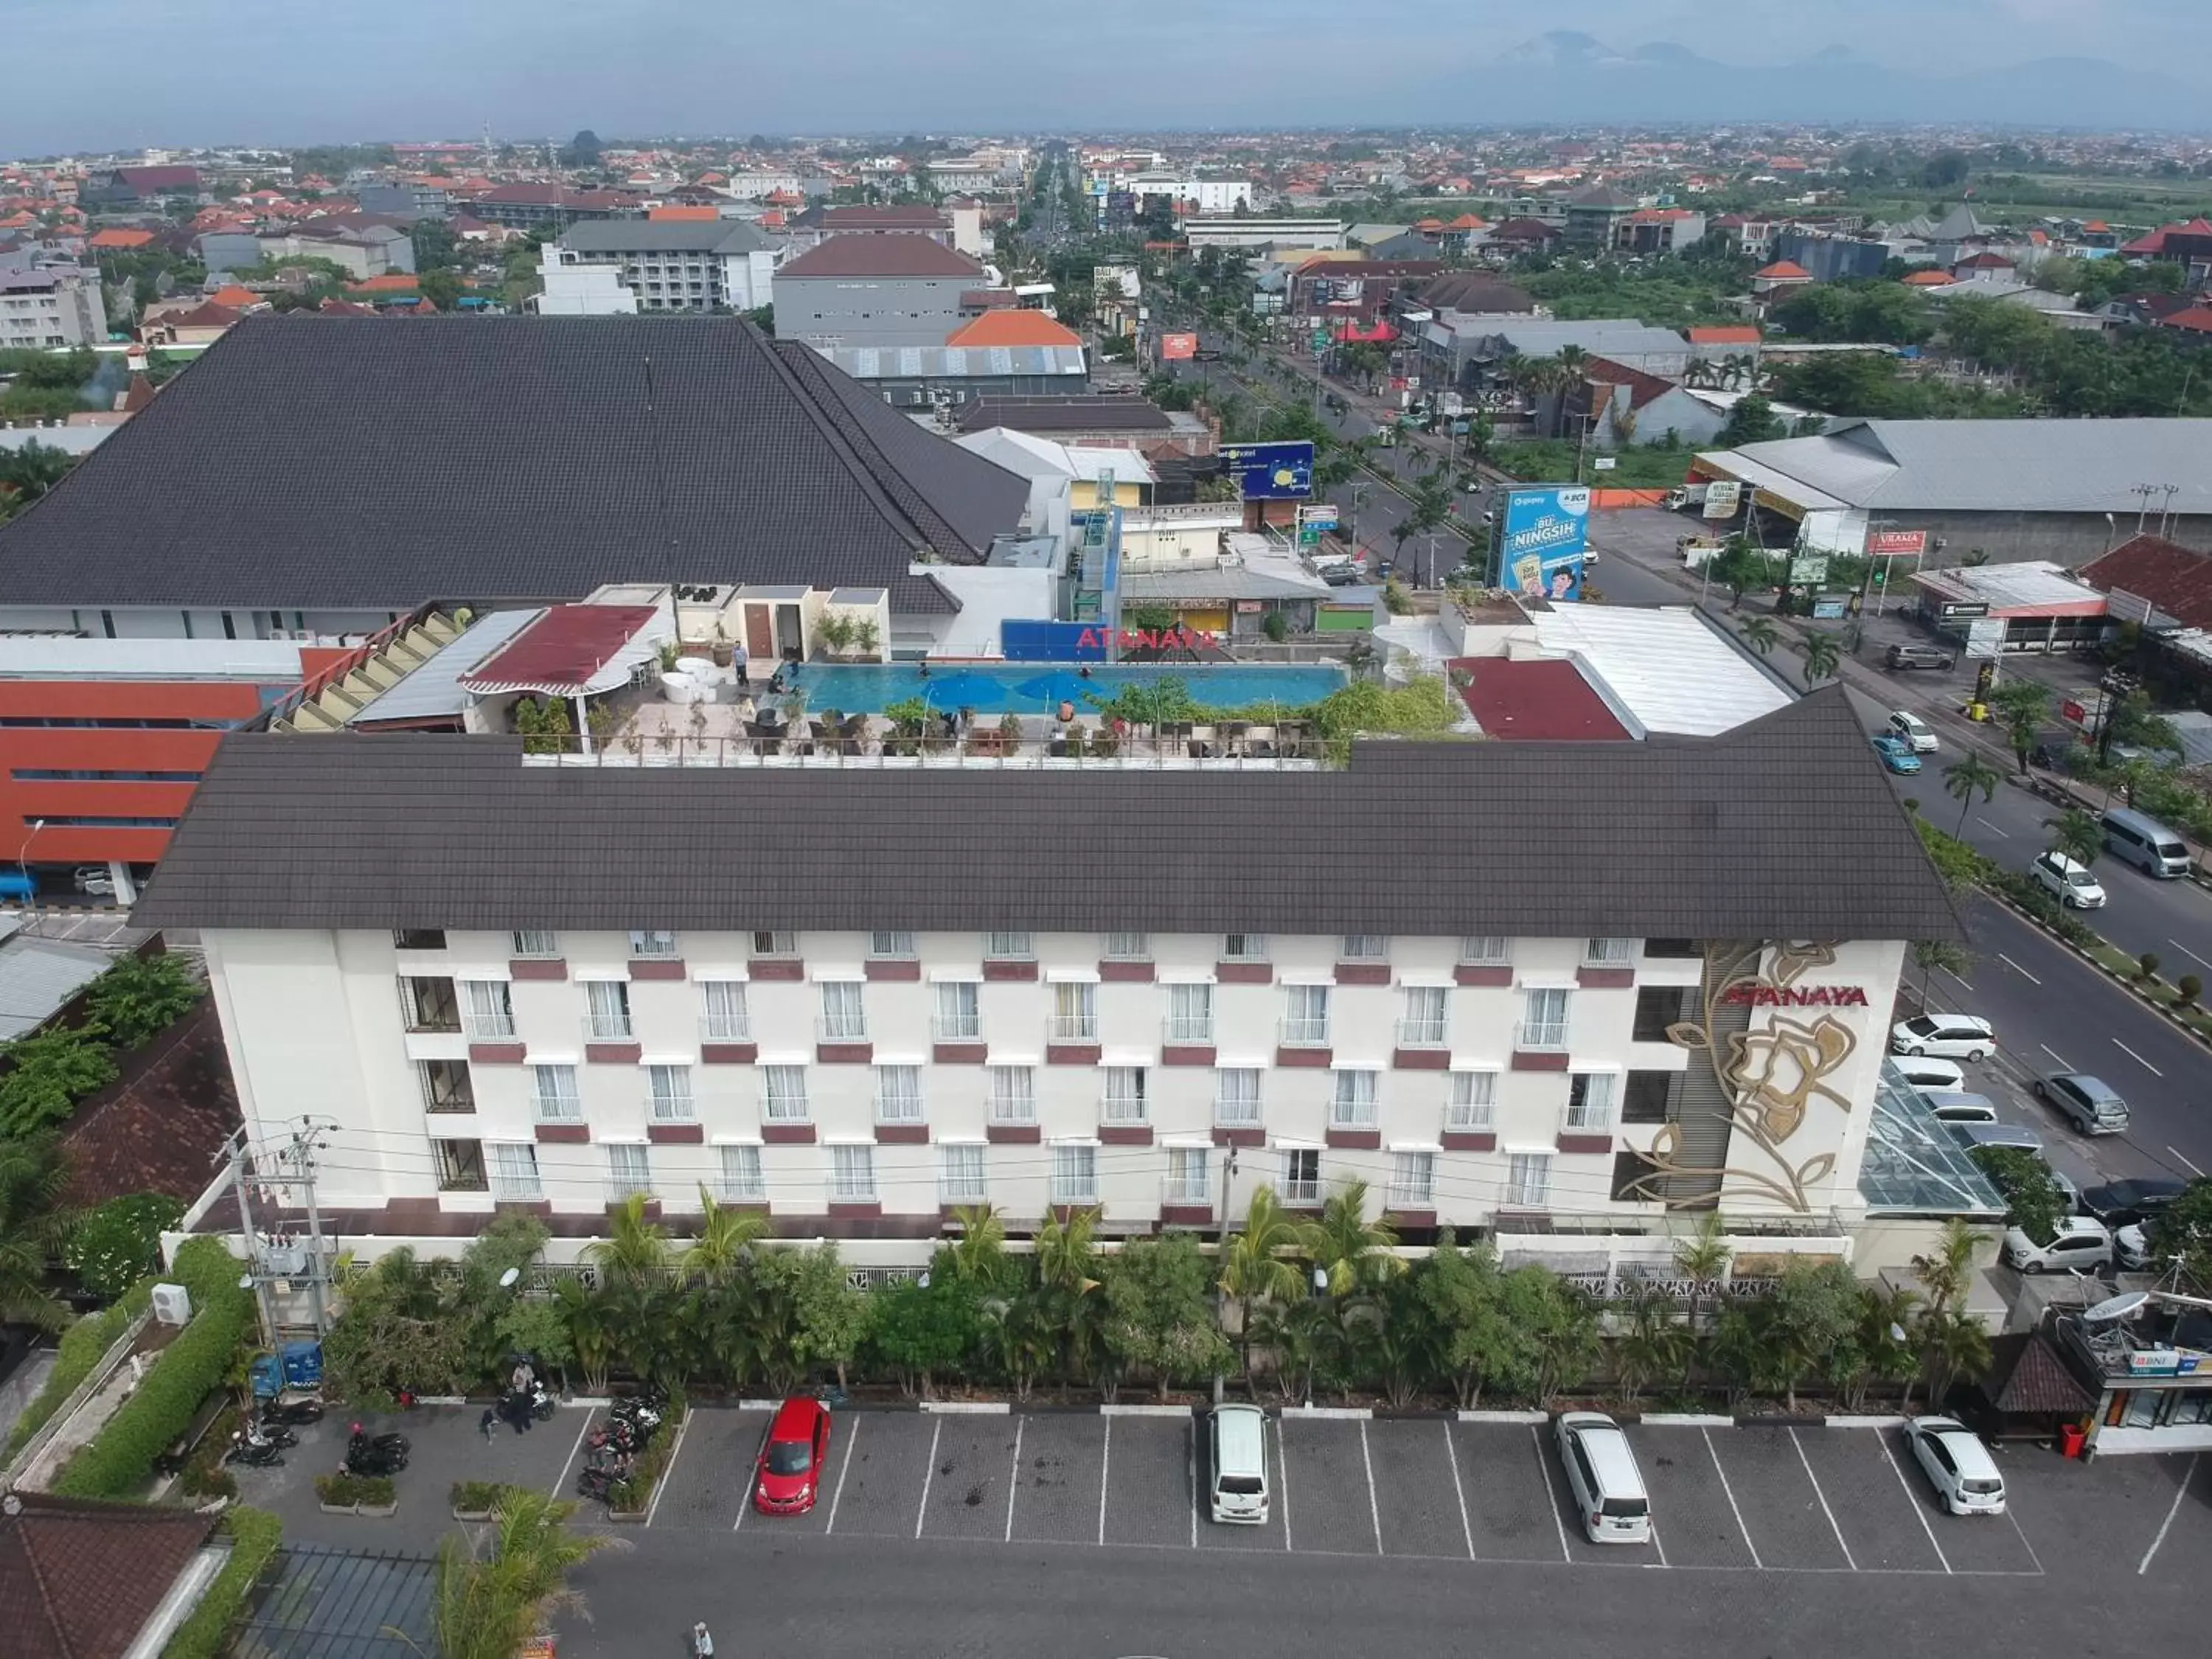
[[17, 818, 45, 916]]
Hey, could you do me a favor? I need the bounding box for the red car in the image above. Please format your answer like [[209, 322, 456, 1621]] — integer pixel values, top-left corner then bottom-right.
[[753, 1397, 830, 1514]]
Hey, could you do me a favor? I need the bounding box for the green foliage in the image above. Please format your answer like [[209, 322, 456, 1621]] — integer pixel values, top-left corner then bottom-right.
[[1768, 282, 1935, 346], [64, 1192, 184, 1300], [2044, 806, 2103, 868], [512, 695, 574, 754], [1720, 1258, 1865, 1411], [53, 1237, 255, 1498], [2147, 1180, 2212, 1293], [431, 1489, 613, 1659], [1310, 675, 1458, 762], [1493, 439, 1691, 490], [1716, 394, 1788, 447], [1261, 610, 1290, 644], [0, 438, 80, 522], [863, 1272, 984, 1395], [1099, 1234, 1229, 1399], [0, 1133, 71, 1334], [159, 1507, 281, 1659], [2, 1279, 154, 1459], [1515, 257, 1748, 330], [316, 1470, 397, 1506], [81, 951, 202, 1048], [1969, 1147, 2068, 1247], [0, 1026, 119, 1138]]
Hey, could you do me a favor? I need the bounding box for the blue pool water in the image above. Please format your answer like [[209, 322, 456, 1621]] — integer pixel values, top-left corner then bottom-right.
[[779, 661, 1346, 715]]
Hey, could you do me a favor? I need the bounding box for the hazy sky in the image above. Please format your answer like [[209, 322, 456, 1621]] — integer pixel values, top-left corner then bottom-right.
[[3, 0, 2192, 155]]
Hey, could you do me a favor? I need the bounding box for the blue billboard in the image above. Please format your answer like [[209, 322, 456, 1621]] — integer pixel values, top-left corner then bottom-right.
[[1498, 485, 1590, 602], [1217, 440, 1314, 500]]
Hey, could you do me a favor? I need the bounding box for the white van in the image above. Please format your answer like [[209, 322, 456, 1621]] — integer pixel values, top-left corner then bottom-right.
[[2101, 807, 2191, 879], [1208, 1405, 1270, 1524], [1554, 1411, 1651, 1544]]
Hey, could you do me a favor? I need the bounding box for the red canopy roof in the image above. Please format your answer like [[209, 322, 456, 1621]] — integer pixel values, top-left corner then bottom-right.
[[460, 605, 660, 695]]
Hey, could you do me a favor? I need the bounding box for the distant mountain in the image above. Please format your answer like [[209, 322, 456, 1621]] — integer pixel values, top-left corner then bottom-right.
[[1421, 32, 2205, 130]]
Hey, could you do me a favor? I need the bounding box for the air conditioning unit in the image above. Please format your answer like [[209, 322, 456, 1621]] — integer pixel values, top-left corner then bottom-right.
[[150, 1282, 194, 1326]]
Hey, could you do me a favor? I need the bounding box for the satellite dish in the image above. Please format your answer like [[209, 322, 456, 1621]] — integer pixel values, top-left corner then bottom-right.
[[498, 1267, 521, 1289], [2084, 1290, 2150, 1324]]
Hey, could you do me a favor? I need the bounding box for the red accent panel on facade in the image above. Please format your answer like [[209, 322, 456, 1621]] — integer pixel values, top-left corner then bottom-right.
[[1441, 1131, 1498, 1152], [1324, 1128, 1381, 1150], [1383, 1210, 1437, 1230], [761, 1123, 817, 1144], [1046, 1043, 1102, 1065], [1216, 961, 1273, 984], [1276, 1046, 1332, 1068], [1393, 1048, 1450, 1070], [828, 1200, 884, 1219], [1454, 965, 1514, 987], [585, 1041, 643, 1064], [932, 1042, 987, 1065], [1160, 1204, 1214, 1227], [864, 959, 921, 981], [1334, 963, 1391, 986], [1098, 1124, 1153, 1146], [646, 1123, 704, 1144], [982, 959, 1039, 981], [1576, 966, 1635, 989], [699, 1042, 758, 1064], [1556, 1132, 1615, 1155], [494, 1199, 554, 1217], [1160, 1046, 1216, 1066], [629, 959, 687, 981], [1099, 960, 1155, 982], [815, 1042, 874, 1065], [748, 959, 804, 981], [986, 1123, 1042, 1144], [509, 958, 568, 981], [467, 1042, 526, 1064], [873, 1123, 929, 1144], [1212, 1127, 1265, 1148], [1512, 1050, 1570, 1071], [534, 1124, 589, 1144]]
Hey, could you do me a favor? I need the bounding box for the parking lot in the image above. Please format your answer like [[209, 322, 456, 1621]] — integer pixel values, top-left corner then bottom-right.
[[535, 1406, 2212, 1586]]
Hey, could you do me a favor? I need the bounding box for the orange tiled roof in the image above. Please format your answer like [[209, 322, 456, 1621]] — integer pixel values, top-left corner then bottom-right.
[[208, 285, 262, 308], [1903, 270, 1955, 286], [1753, 260, 1811, 279], [1688, 325, 1762, 344], [345, 274, 420, 293], [88, 227, 156, 249], [648, 205, 719, 220], [944, 309, 1082, 349]]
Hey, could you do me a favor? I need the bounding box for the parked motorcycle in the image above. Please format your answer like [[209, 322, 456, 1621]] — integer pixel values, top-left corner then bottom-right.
[[224, 1431, 285, 1467], [344, 1423, 411, 1477], [260, 1397, 325, 1427], [243, 1420, 297, 1451]]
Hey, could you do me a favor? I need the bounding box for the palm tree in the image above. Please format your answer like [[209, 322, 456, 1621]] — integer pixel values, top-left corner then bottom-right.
[[681, 1188, 770, 1285], [1304, 1179, 1403, 1299], [1916, 1305, 1992, 1410], [1613, 1284, 1688, 1405], [2043, 806, 2101, 869], [424, 1490, 617, 1659], [1801, 630, 1841, 684], [1669, 1212, 1731, 1393], [1855, 1282, 1923, 1412], [585, 1193, 672, 1290], [1909, 939, 1972, 1012], [1739, 616, 1780, 656], [1217, 1185, 1310, 1379], [1942, 751, 2003, 839], [1910, 1218, 1986, 1315], [1034, 1205, 1102, 1385], [0, 1135, 70, 1333], [1986, 679, 2051, 773], [945, 1203, 1008, 1284]]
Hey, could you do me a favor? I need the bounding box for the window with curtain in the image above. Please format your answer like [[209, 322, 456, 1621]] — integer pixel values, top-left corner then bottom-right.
[[1519, 987, 1569, 1049], [1506, 1153, 1552, 1208], [585, 979, 630, 1039], [830, 1144, 876, 1202], [530, 1065, 580, 1121], [1214, 1068, 1262, 1124], [1568, 1072, 1618, 1130], [990, 1065, 1036, 1122], [488, 1143, 540, 1200], [939, 1143, 987, 1205], [935, 981, 981, 1040], [646, 1064, 694, 1120], [1446, 1071, 1496, 1130], [607, 1143, 653, 1197], [1399, 985, 1447, 1046], [1051, 1143, 1098, 1203], [718, 1144, 765, 1202], [1102, 1067, 1147, 1122], [762, 1065, 808, 1121], [1167, 983, 1212, 1043], [820, 981, 867, 1040], [700, 981, 749, 1040], [875, 1065, 923, 1122], [1389, 1150, 1435, 1208], [461, 980, 514, 1038], [1330, 1068, 1379, 1126]]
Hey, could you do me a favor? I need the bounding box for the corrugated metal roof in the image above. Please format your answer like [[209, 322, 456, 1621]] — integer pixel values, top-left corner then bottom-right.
[[823, 345, 1087, 380], [345, 608, 538, 726], [1528, 605, 1792, 737], [0, 936, 112, 1040]]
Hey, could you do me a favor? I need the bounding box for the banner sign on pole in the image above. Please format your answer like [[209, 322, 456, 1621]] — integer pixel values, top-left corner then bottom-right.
[[1702, 479, 1744, 519], [1158, 333, 1197, 361], [1498, 485, 1590, 603], [1866, 529, 1927, 557], [1218, 440, 1315, 500]]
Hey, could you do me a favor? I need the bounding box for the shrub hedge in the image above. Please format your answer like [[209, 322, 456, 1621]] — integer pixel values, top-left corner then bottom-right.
[[1, 1279, 153, 1462], [159, 1506, 281, 1659], [51, 1237, 254, 1498]]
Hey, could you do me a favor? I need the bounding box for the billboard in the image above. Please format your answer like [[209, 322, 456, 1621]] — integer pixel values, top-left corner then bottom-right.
[[1702, 479, 1744, 519], [1158, 332, 1197, 361], [1498, 486, 1590, 602], [1218, 440, 1314, 500], [1866, 528, 1927, 557]]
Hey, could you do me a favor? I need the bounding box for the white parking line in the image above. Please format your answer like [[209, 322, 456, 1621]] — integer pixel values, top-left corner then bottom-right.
[[2138, 1453, 2197, 1576], [2170, 1147, 2207, 1179], [2170, 939, 2212, 973], [1187, 1419, 1197, 1548], [549, 1411, 594, 1500], [1359, 1419, 1382, 1554], [1702, 1427, 1761, 1569], [1277, 1418, 1293, 1552], [1097, 1415, 1112, 1548], [644, 1408, 692, 1528], [1443, 1422, 1475, 1560], [1975, 817, 2010, 839], [2006, 1503, 2045, 1576], [1534, 1425, 1571, 1562], [1937, 966, 1976, 993], [824, 1416, 858, 1535], [914, 1419, 942, 1540], [1790, 1430, 1856, 1571], [1997, 953, 2042, 985], [2039, 1044, 2072, 1071], [1004, 1416, 1025, 1543], [2112, 1038, 2163, 1077], [1875, 1430, 1949, 1573]]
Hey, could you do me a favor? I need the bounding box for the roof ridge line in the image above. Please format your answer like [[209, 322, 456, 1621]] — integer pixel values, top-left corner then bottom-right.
[[745, 330, 931, 553]]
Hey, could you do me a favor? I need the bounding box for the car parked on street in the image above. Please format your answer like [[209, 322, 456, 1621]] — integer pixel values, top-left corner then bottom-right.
[[2003, 1216, 2115, 1274], [1893, 1055, 1966, 1093], [753, 1397, 831, 1515], [1891, 1014, 1994, 1061], [1886, 710, 1938, 753], [1886, 642, 1955, 671], [1871, 734, 1922, 773], [2115, 1223, 2159, 1273], [2076, 1178, 2188, 1229], [2029, 851, 2106, 908], [2031, 1072, 2130, 1136], [1904, 1417, 2007, 1515]]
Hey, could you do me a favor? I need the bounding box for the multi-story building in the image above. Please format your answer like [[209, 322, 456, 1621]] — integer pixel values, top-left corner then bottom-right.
[[535, 219, 783, 315], [0, 263, 106, 348], [457, 184, 642, 232], [136, 691, 1959, 1269], [771, 234, 990, 350]]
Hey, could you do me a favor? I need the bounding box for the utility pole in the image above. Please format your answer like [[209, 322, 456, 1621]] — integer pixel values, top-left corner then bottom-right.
[[220, 1130, 277, 1346], [280, 1119, 336, 1338], [1211, 1145, 1240, 1407]]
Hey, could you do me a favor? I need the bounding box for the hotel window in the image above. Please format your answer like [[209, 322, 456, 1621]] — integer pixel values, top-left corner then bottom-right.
[[830, 1144, 877, 1203], [607, 1143, 653, 1199], [1166, 983, 1212, 1043], [1459, 936, 1510, 966], [751, 931, 797, 958], [717, 1144, 765, 1203], [1399, 985, 1447, 1047], [433, 1138, 486, 1192], [762, 1065, 809, 1121], [700, 981, 750, 1041], [1222, 933, 1269, 963], [983, 930, 1034, 960], [1506, 1152, 1552, 1208], [1281, 1147, 1321, 1204], [1632, 986, 1690, 1042], [1567, 1072, 1618, 1132], [1103, 931, 1150, 961], [1214, 1067, 1262, 1126], [1584, 937, 1636, 964], [400, 977, 461, 1033], [1284, 984, 1329, 1046], [584, 980, 631, 1040], [1340, 935, 1389, 960], [488, 1142, 542, 1202], [1517, 987, 1570, 1051], [875, 1064, 924, 1123], [531, 1065, 581, 1121], [1622, 1071, 1676, 1124], [629, 930, 679, 959], [462, 983, 518, 1041], [1330, 1068, 1379, 1127], [393, 929, 446, 950], [1102, 1067, 1147, 1123], [1051, 1142, 1099, 1204], [512, 931, 560, 959], [647, 1064, 695, 1121], [819, 981, 868, 1041], [1165, 1145, 1209, 1206], [419, 1060, 474, 1113], [934, 981, 981, 1041], [1052, 981, 1098, 1042], [1445, 1071, 1497, 1131], [990, 1065, 1037, 1124], [939, 1142, 987, 1206], [1611, 1150, 1663, 1203], [869, 931, 917, 959], [1388, 1150, 1436, 1210]]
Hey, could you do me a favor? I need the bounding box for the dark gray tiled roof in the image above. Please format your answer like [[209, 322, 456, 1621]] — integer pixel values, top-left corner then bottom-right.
[[956, 396, 1173, 435], [136, 689, 1964, 942], [0, 316, 1029, 609]]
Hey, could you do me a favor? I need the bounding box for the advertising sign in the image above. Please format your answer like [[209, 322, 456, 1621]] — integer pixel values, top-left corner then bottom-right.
[[1158, 332, 1197, 361], [1964, 618, 2005, 659], [1702, 479, 1744, 519], [1788, 554, 1829, 585], [1300, 503, 1340, 529], [1866, 528, 1927, 557], [2061, 698, 2086, 724], [1592, 456, 1617, 471], [1218, 439, 1315, 500], [1498, 486, 1590, 602]]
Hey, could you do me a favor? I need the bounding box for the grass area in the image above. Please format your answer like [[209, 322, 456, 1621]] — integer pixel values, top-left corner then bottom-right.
[[2080, 941, 2212, 1040], [1492, 439, 1695, 490]]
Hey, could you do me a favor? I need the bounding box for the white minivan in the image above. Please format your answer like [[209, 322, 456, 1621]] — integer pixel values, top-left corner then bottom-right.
[[1208, 1404, 1270, 1524], [1554, 1411, 1651, 1544]]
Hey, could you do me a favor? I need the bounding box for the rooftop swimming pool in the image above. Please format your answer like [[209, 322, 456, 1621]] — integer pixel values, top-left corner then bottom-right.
[[777, 661, 1346, 715]]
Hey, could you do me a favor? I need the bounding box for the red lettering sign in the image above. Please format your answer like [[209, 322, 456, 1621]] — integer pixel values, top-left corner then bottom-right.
[[1719, 984, 1869, 1008], [1071, 626, 1223, 652]]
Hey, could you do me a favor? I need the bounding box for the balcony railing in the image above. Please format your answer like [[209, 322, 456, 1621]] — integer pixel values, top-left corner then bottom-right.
[[712, 1177, 765, 1206], [1329, 1099, 1379, 1130], [1281, 1178, 1321, 1206], [940, 1180, 988, 1208], [462, 1012, 515, 1040], [816, 1014, 870, 1043], [1051, 1178, 1099, 1205], [1514, 1020, 1569, 1052], [1279, 1015, 1330, 1048], [989, 1095, 1037, 1125], [647, 1093, 696, 1122], [762, 1096, 810, 1123], [699, 1012, 752, 1043], [1162, 1174, 1211, 1208], [1101, 1093, 1147, 1124], [583, 1012, 633, 1042], [607, 1179, 655, 1203], [1395, 1018, 1448, 1048], [531, 1094, 582, 1123], [1444, 1105, 1496, 1133], [1388, 1185, 1435, 1211], [1164, 1015, 1214, 1045], [874, 1095, 925, 1124], [1214, 1095, 1262, 1127], [490, 1174, 543, 1203], [931, 1014, 982, 1043], [1048, 1013, 1100, 1043]]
